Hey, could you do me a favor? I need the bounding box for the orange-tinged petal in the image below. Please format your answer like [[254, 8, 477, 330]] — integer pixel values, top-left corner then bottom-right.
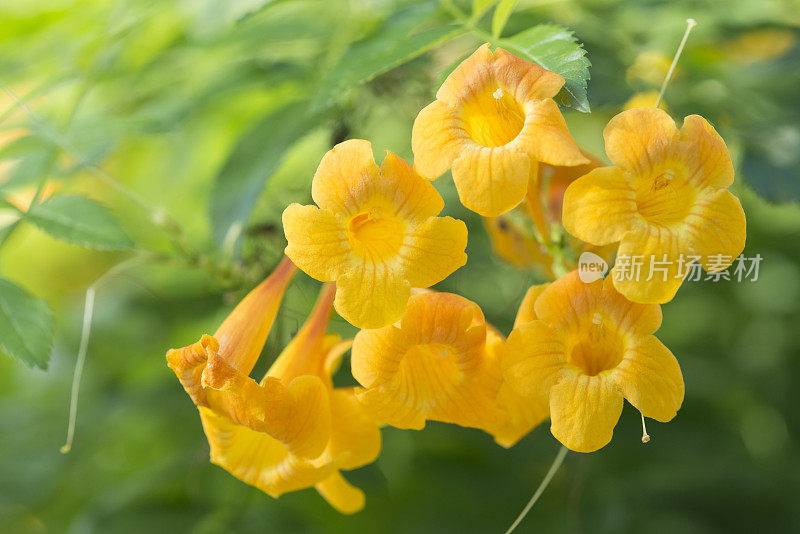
[[678, 115, 735, 189], [199, 406, 336, 498], [562, 166, 642, 246], [436, 43, 495, 105], [533, 271, 604, 333], [400, 216, 468, 288], [411, 100, 470, 180], [315, 472, 366, 515], [213, 257, 296, 374], [503, 320, 567, 398], [513, 283, 550, 328], [611, 227, 685, 304], [380, 151, 445, 223], [311, 139, 380, 214], [335, 262, 409, 329], [604, 107, 678, 174], [549, 372, 624, 453], [451, 146, 530, 217], [516, 98, 588, 166], [492, 47, 565, 102], [613, 336, 684, 422], [681, 189, 746, 271], [283, 204, 349, 281]]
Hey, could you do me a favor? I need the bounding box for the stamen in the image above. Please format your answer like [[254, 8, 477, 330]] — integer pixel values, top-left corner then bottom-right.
[[641, 412, 651, 444], [655, 18, 698, 108], [592, 312, 602, 325], [493, 88, 504, 99]]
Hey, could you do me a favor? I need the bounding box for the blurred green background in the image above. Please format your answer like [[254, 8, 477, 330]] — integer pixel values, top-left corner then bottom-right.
[[1, 0, 799, 532]]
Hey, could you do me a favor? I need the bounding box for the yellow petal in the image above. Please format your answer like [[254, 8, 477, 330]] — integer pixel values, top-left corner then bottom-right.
[[492, 47, 565, 102], [380, 150, 445, 223], [611, 228, 685, 304], [311, 139, 380, 214], [677, 115, 735, 189], [335, 262, 409, 329], [604, 107, 678, 175], [315, 472, 366, 515], [411, 100, 470, 179], [613, 336, 684, 422], [199, 406, 336, 498], [436, 43, 495, 105], [503, 320, 566, 398], [213, 257, 296, 374], [682, 189, 746, 271], [513, 283, 551, 328], [451, 146, 530, 217], [322, 388, 382, 470], [400, 216, 468, 288], [516, 98, 589, 166], [283, 204, 350, 281], [549, 372, 624, 453], [562, 166, 642, 246]]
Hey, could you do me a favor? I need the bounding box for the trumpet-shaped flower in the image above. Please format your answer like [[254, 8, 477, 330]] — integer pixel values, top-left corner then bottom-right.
[[166, 258, 381, 514], [351, 292, 545, 447], [503, 271, 684, 453], [562, 108, 746, 303], [412, 43, 588, 217], [282, 140, 468, 329]]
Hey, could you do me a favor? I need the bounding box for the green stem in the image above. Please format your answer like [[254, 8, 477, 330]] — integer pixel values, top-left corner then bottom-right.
[[504, 445, 569, 534]]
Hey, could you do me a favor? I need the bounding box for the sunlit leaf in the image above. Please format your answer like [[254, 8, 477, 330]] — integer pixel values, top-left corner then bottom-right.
[[502, 24, 591, 112], [312, 3, 465, 110], [491, 0, 518, 38], [24, 195, 134, 250], [0, 277, 54, 370], [472, 0, 499, 20], [210, 101, 316, 243]]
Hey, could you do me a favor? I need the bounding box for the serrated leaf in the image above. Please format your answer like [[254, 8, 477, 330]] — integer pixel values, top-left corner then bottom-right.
[[210, 101, 315, 243], [24, 195, 134, 250], [502, 24, 591, 113], [312, 3, 465, 110], [491, 0, 518, 38], [0, 278, 55, 369]]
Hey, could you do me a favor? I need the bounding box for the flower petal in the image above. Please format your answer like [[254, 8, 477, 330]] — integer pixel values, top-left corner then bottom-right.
[[613, 336, 684, 422], [503, 320, 567, 398], [315, 472, 366, 515], [411, 100, 470, 180], [681, 189, 746, 271], [451, 146, 530, 217], [604, 107, 678, 174], [335, 261, 409, 329], [283, 204, 350, 281], [400, 217, 468, 288], [562, 166, 641, 246], [492, 47, 565, 102], [311, 139, 380, 214], [533, 271, 604, 332], [549, 372, 624, 453], [514, 283, 551, 328], [611, 228, 685, 304], [322, 388, 382, 470], [677, 115, 735, 190], [436, 43, 495, 105], [380, 151, 446, 222], [516, 98, 588, 166]]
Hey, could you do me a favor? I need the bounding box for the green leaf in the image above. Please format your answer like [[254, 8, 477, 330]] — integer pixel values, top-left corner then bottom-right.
[[472, 0, 499, 20], [312, 3, 465, 110], [491, 0, 518, 38], [210, 101, 315, 243], [0, 278, 55, 369], [502, 24, 591, 113], [24, 195, 134, 250]]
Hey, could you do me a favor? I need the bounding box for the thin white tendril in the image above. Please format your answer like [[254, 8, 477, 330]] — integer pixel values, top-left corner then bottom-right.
[[655, 18, 698, 108], [641, 412, 651, 444], [504, 445, 569, 534], [60, 256, 146, 453]]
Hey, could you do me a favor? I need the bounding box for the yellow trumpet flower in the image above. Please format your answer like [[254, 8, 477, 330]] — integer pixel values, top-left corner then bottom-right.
[[504, 271, 684, 453], [562, 108, 746, 303], [282, 140, 468, 329], [166, 258, 381, 514], [412, 43, 587, 217]]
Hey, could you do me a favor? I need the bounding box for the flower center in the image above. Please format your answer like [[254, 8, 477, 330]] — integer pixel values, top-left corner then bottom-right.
[[634, 167, 696, 227], [567, 314, 625, 376], [347, 207, 405, 258], [461, 85, 525, 147]]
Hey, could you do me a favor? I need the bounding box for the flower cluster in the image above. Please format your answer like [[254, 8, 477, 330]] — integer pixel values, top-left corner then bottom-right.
[[167, 43, 746, 512]]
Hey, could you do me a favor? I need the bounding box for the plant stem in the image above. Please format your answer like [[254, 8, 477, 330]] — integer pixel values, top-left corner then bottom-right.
[[504, 445, 569, 534], [656, 18, 697, 108]]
